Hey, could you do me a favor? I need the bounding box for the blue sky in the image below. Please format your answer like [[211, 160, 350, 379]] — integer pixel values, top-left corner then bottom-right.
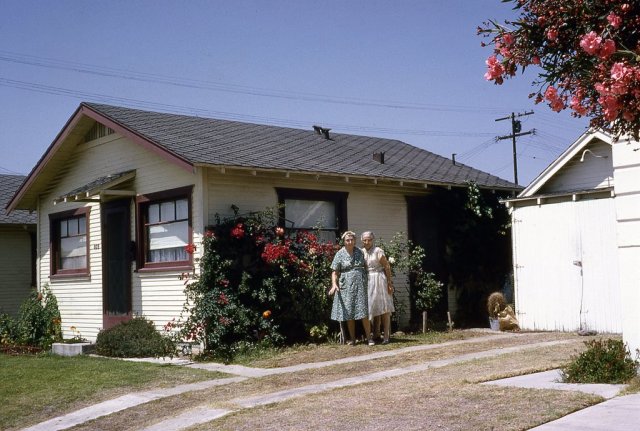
[[0, 1, 590, 185]]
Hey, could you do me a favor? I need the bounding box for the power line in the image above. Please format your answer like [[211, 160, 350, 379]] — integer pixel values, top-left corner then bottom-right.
[[496, 111, 535, 185], [0, 50, 515, 114], [0, 77, 496, 138]]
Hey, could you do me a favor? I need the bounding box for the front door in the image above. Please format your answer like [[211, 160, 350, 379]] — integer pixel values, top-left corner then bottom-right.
[[102, 199, 132, 329]]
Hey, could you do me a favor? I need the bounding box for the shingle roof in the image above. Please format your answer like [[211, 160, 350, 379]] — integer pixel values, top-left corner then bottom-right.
[[1, 175, 36, 224], [83, 103, 519, 190]]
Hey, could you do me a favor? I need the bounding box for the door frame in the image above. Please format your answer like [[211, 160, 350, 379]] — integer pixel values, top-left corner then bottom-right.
[[101, 199, 132, 329]]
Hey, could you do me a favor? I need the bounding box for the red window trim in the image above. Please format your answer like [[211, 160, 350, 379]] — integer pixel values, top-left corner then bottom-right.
[[135, 185, 194, 271], [49, 207, 91, 277]]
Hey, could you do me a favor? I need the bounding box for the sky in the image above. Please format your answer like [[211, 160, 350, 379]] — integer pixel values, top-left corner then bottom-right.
[[0, 1, 591, 186]]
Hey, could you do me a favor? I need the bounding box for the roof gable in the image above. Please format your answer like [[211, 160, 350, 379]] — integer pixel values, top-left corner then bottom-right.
[[518, 130, 614, 198]]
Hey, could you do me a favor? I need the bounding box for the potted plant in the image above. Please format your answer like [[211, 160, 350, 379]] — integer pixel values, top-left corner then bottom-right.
[[487, 292, 506, 331]]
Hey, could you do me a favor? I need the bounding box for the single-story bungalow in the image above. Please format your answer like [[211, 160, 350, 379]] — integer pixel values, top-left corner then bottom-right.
[[7, 102, 519, 341], [0, 174, 36, 316]]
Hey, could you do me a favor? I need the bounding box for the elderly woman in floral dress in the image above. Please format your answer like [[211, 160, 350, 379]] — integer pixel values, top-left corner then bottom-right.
[[361, 231, 394, 344], [329, 231, 374, 346]]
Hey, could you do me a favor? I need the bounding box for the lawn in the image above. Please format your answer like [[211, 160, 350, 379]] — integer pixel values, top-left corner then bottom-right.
[[0, 353, 225, 430]]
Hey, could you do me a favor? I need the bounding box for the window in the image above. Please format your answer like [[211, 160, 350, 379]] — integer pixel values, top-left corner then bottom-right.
[[276, 188, 348, 242], [137, 186, 193, 270], [50, 208, 90, 276]]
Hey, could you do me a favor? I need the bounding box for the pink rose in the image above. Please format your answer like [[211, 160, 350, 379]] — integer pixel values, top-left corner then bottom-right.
[[546, 28, 558, 41]]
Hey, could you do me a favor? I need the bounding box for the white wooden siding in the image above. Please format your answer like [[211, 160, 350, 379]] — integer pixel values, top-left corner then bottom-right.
[[541, 141, 613, 193], [613, 139, 640, 354], [512, 196, 621, 333], [205, 170, 414, 326], [39, 133, 199, 341], [0, 228, 33, 316]]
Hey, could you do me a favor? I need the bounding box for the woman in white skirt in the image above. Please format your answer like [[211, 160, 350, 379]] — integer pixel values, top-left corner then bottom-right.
[[361, 231, 394, 344]]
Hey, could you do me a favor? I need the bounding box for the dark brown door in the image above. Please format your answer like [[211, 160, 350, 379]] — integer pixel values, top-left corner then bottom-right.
[[102, 199, 132, 329]]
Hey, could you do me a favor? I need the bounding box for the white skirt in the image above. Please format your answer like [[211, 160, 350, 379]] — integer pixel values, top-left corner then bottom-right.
[[368, 271, 394, 319]]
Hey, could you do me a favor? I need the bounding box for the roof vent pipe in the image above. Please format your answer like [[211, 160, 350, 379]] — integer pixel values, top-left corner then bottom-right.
[[312, 125, 331, 140], [373, 152, 385, 164]]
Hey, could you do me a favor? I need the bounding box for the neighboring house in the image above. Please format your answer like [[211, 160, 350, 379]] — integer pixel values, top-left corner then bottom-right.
[[612, 134, 640, 355], [0, 174, 36, 316], [7, 102, 519, 341], [504, 130, 622, 333]]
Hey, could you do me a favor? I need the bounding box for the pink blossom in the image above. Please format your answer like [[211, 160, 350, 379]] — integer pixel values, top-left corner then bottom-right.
[[607, 13, 622, 28], [598, 39, 616, 59], [484, 55, 505, 81], [546, 28, 558, 41], [611, 62, 631, 81], [579, 32, 602, 55], [599, 95, 620, 121], [502, 33, 515, 46], [531, 56, 541, 65], [570, 96, 588, 115], [623, 111, 636, 122], [544, 86, 565, 112]]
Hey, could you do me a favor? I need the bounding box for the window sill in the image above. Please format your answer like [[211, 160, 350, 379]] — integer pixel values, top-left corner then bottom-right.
[[50, 272, 91, 282], [136, 265, 193, 274]]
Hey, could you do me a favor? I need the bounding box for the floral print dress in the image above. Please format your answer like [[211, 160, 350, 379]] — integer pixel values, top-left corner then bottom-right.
[[330, 247, 369, 321]]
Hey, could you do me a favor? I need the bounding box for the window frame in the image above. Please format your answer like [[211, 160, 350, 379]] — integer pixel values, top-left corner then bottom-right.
[[275, 188, 348, 241], [136, 185, 194, 272], [49, 207, 91, 278]]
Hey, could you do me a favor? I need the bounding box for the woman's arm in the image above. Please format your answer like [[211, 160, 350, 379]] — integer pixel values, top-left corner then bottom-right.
[[329, 270, 340, 295], [379, 254, 394, 294]]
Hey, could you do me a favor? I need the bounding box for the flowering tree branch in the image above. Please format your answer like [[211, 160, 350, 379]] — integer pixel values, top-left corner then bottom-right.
[[479, 0, 640, 139]]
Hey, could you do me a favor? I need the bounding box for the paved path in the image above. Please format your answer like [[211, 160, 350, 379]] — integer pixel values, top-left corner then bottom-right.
[[19, 333, 636, 431]]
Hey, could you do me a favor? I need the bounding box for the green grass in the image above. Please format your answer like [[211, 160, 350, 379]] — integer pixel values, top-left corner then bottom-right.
[[0, 353, 225, 430]]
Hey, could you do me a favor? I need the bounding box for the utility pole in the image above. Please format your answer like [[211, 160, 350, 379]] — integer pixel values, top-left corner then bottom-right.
[[495, 111, 535, 185]]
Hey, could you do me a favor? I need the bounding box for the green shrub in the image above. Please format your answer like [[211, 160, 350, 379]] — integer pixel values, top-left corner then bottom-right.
[[14, 285, 62, 349], [0, 313, 18, 345], [561, 338, 639, 384], [96, 317, 176, 358]]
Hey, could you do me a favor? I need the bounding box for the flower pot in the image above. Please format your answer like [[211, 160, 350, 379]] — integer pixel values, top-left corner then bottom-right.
[[51, 342, 95, 356], [489, 317, 500, 331]]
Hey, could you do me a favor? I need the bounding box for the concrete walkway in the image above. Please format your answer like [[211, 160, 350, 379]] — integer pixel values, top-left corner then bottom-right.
[[20, 333, 638, 431]]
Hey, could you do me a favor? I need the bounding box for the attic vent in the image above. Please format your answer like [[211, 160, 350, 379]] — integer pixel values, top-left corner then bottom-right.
[[312, 125, 331, 140], [373, 152, 385, 164], [84, 123, 115, 142]]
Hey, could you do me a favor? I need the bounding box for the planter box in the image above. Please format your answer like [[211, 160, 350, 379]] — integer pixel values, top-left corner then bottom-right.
[[51, 342, 95, 356]]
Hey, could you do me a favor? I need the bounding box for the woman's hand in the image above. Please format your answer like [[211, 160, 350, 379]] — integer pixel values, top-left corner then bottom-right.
[[387, 283, 394, 295], [329, 285, 340, 296]]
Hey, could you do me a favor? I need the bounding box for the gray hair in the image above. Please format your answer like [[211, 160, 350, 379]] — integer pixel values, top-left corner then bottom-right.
[[341, 231, 357, 241], [361, 231, 375, 240]]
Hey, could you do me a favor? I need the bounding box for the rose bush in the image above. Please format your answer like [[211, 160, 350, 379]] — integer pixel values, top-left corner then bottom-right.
[[479, 0, 640, 139], [177, 206, 336, 361]]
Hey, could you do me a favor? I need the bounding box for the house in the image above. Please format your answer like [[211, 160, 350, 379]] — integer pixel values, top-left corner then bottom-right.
[[7, 102, 519, 341], [0, 174, 36, 316], [504, 129, 627, 334], [612, 134, 640, 354]]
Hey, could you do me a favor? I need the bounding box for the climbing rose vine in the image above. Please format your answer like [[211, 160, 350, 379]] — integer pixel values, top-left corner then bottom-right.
[[479, 0, 640, 139]]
